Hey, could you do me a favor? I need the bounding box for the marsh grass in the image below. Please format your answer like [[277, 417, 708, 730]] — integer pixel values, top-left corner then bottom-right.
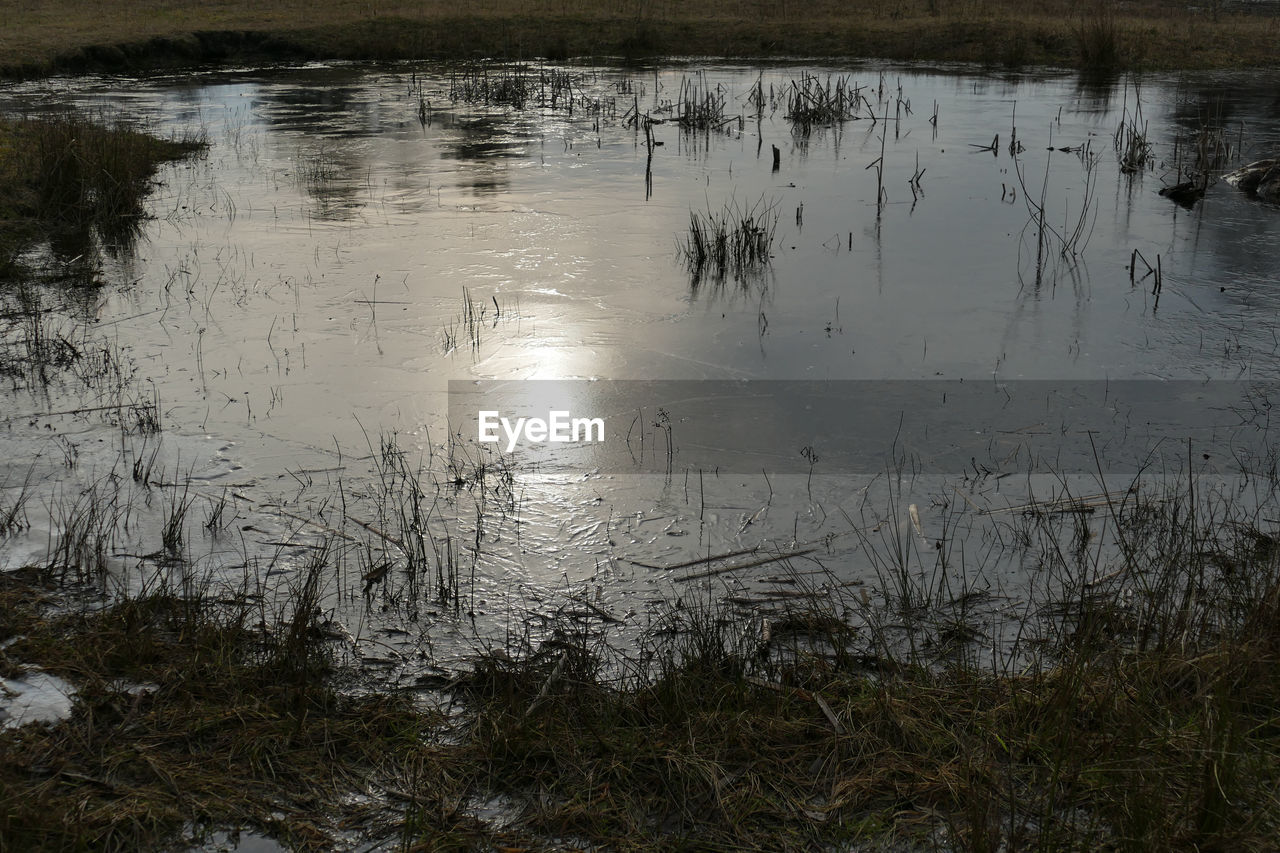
[[447, 62, 588, 113], [405, 477, 1280, 851], [441, 287, 514, 356], [785, 73, 866, 135], [1115, 107, 1153, 175], [0, 298, 81, 389], [0, 113, 203, 434], [450, 63, 533, 109], [43, 479, 122, 585], [1074, 1, 1122, 72], [0, 565, 431, 852], [0, 468, 33, 538], [679, 195, 780, 289], [159, 477, 193, 559], [4, 466, 1280, 849], [362, 430, 514, 614], [294, 142, 339, 193], [675, 74, 739, 134], [368, 432, 445, 606], [1170, 114, 1235, 187], [0, 287, 161, 436], [0, 287, 166, 459], [203, 487, 233, 533], [0, 113, 203, 269]]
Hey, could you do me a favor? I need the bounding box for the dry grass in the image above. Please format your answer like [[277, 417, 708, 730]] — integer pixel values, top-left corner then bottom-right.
[[680, 195, 780, 289], [434, 654, 1280, 850], [0, 113, 203, 275], [4, 474, 1280, 849], [0, 0, 1276, 75], [0, 568, 434, 852], [409, 496, 1280, 851]]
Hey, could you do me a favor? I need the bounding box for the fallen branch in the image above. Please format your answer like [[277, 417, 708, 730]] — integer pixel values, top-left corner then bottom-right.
[[626, 545, 761, 571], [676, 548, 816, 581]]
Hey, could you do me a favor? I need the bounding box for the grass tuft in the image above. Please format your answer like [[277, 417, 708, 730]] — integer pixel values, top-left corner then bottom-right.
[[0, 113, 203, 276], [679, 195, 780, 290]]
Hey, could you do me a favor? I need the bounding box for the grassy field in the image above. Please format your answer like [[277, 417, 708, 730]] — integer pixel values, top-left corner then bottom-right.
[[0, 0, 1276, 75]]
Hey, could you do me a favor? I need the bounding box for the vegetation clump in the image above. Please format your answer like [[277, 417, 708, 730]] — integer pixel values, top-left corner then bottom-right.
[[1074, 1, 1123, 72], [786, 73, 865, 134], [5, 476, 1280, 850], [679, 196, 780, 289], [0, 561, 432, 852], [447, 62, 584, 113], [675, 75, 738, 134], [0, 112, 203, 276]]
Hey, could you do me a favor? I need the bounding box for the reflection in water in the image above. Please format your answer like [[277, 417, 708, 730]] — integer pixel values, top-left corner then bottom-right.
[[435, 113, 535, 195], [292, 141, 368, 220], [1, 62, 1280, 656], [0, 63, 1276, 381]]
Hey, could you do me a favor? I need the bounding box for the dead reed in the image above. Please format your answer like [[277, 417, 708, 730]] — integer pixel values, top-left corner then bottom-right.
[[785, 73, 865, 135], [447, 62, 588, 114], [1115, 99, 1152, 174], [0, 113, 203, 269], [675, 75, 740, 134], [678, 195, 780, 288]]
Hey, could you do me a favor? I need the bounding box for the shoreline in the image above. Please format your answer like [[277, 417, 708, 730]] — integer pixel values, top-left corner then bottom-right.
[[1, 2, 1278, 79]]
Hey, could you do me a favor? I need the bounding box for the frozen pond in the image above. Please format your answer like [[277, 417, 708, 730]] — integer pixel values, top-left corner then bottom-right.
[[2, 60, 1280, 670]]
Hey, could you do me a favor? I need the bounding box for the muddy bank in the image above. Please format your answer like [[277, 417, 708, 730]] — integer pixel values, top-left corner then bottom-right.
[[27, 31, 311, 78]]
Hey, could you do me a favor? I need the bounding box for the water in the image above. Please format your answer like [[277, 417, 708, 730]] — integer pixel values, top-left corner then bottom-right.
[[2, 61, 1279, 668]]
